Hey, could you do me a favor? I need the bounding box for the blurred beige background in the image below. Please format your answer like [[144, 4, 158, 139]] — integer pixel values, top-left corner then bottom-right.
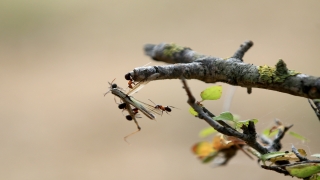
[[1, 0, 320, 180]]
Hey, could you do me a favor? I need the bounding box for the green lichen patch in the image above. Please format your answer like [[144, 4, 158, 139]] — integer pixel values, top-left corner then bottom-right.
[[273, 59, 300, 83], [274, 59, 288, 74], [258, 65, 275, 83], [163, 43, 185, 58], [258, 59, 300, 84]]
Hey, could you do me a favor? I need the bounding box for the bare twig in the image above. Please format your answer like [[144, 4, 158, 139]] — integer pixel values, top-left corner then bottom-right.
[[259, 135, 273, 146], [261, 165, 291, 177], [231, 40, 253, 94], [291, 144, 308, 161], [231, 40, 254, 60], [267, 124, 293, 152], [308, 99, 320, 121]]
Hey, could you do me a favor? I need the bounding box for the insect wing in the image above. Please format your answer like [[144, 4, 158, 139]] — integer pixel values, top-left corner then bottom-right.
[[127, 79, 150, 96], [111, 86, 158, 119], [127, 73, 160, 96], [131, 97, 163, 116], [129, 97, 156, 119]]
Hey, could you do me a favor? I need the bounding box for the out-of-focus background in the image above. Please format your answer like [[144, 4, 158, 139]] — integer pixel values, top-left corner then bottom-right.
[[1, 0, 320, 179]]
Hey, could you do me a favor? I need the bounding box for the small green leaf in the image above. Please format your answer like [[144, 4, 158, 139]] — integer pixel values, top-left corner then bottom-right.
[[260, 151, 288, 161], [189, 107, 198, 116], [200, 85, 222, 101], [313, 99, 320, 103], [285, 163, 320, 178], [236, 119, 258, 129], [232, 114, 240, 121], [311, 154, 320, 158], [199, 127, 217, 138], [213, 111, 234, 121], [289, 131, 307, 142]]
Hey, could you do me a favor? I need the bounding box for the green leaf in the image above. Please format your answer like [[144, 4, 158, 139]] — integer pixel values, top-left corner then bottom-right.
[[313, 99, 320, 103], [200, 85, 222, 101], [289, 131, 307, 142], [213, 111, 234, 121], [199, 127, 217, 138], [189, 107, 198, 116], [285, 163, 320, 178], [311, 154, 320, 158], [235, 119, 258, 129], [232, 114, 240, 122], [260, 151, 288, 161]]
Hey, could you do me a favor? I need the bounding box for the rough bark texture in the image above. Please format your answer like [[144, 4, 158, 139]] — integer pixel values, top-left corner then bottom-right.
[[127, 41, 320, 99]]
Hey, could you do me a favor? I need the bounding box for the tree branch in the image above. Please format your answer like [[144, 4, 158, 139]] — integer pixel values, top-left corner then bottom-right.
[[267, 124, 293, 152], [291, 144, 308, 162], [261, 165, 291, 177], [121, 41, 320, 178], [308, 99, 320, 121], [180, 78, 320, 178], [231, 40, 254, 60], [127, 41, 320, 99], [181, 78, 268, 155]]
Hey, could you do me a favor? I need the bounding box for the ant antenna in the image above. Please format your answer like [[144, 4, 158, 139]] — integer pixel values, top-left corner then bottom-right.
[[104, 78, 117, 96]]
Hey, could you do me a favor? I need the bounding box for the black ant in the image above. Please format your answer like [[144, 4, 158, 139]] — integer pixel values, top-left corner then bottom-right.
[[148, 99, 178, 115], [117, 102, 140, 121], [125, 73, 135, 89]]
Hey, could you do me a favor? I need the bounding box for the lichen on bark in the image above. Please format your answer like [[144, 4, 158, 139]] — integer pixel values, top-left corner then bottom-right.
[[273, 59, 300, 83], [258, 65, 275, 83], [258, 59, 300, 84], [163, 43, 188, 58]]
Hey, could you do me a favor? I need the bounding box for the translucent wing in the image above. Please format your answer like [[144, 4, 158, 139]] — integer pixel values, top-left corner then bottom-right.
[[130, 97, 163, 117], [127, 79, 150, 96], [127, 73, 160, 96]]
